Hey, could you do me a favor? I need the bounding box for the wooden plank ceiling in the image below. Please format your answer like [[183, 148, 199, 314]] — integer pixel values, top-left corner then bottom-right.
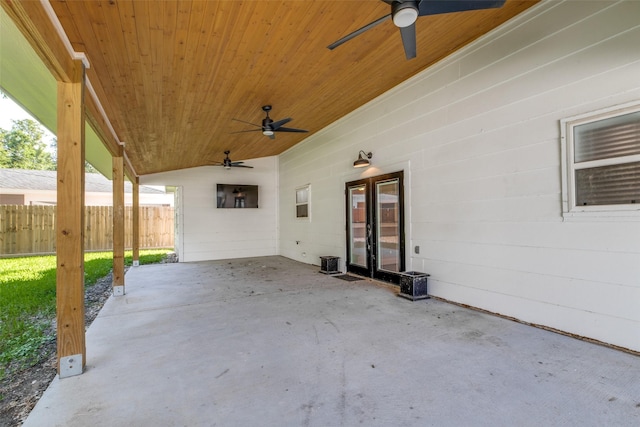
[[50, 0, 538, 175]]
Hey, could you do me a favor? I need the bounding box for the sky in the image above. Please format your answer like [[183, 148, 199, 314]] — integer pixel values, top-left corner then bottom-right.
[[1, 92, 56, 149], [0, 94, 37, 130]]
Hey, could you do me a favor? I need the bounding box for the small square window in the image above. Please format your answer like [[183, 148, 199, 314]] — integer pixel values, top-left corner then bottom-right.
[[296, 185, 310, 219], [561, 101, 640, 215]]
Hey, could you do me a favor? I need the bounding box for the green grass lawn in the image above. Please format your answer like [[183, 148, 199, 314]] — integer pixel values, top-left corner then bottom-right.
[[0, 249, 172, 380]]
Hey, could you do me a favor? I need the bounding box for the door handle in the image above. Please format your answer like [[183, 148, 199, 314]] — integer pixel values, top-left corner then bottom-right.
[[366, 223, 372, 252]]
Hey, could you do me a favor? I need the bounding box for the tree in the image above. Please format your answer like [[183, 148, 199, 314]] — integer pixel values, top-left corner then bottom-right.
[[85, 161, 99, 174], [0, 142, 8, 167], [0, 119, 56, 170]]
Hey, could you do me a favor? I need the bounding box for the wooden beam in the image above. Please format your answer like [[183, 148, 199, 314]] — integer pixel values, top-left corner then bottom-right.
[[85, 93, 121, 157], [132, 178, 140, 266], [56, 61, 85, 378], [84, 82, 137, 179], [112, 155, 125, 295], [1, 0, 80, 83], [124, 151, 136, 183]]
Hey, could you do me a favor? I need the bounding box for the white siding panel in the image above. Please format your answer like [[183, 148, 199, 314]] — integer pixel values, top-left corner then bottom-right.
[[430, 273, 640, 349], [458, 0, 611, 76], [422, 240, 638, 288], [414, 194, 561, 223], [413, 221, 640, 254], [426, 261, 640, 321], [279, 1, 640, 351]]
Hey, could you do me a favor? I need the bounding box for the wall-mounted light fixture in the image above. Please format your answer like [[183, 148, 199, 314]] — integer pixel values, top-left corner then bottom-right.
[[353, 150, 372, 168]]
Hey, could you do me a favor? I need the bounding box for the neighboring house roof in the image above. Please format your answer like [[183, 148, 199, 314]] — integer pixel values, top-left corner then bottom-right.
[[0, 169, 165, 194]]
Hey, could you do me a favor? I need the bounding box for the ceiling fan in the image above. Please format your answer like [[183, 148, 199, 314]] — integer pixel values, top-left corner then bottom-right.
[[327, 0, 506, 60], [212, 151, 253, 170], [232, 105, 308, 140]]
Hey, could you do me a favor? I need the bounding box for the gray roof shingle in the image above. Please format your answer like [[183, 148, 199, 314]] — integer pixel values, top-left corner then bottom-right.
[[0, 169, 165, 194]]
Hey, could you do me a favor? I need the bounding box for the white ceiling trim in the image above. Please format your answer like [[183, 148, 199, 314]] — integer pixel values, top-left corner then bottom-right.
[[85, 78, 126, 149], [40, 0, 89, 69]]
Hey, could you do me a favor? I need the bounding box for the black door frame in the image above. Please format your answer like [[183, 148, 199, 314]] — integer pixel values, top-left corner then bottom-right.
[[345, 171, 405, 284]]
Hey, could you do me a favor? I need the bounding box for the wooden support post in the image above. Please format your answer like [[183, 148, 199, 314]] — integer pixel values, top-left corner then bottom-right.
[[56, 61, 86, 378], [112, 155, 125, 295], [132, 178, 140, 266]]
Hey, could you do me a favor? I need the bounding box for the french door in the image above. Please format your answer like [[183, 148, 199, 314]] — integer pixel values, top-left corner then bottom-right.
[[345, 171, 404, 283]]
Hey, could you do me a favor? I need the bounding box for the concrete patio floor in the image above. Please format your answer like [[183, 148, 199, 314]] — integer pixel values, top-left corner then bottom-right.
[[25, 256, 640, 426]]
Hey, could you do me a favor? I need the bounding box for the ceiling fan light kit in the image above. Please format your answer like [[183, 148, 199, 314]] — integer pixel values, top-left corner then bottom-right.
[[392, 2, 419, 27]]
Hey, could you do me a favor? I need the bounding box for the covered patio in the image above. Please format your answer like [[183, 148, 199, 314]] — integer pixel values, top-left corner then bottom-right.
[[2, 0, 639, 389], [24, 257, 640, 426]]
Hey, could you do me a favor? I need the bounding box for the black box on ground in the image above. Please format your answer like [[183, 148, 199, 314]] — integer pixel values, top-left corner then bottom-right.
[[319, 256, 340, 275], [398, 271, 430, 301]]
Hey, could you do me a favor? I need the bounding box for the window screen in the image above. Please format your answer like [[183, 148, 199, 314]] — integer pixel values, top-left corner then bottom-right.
[[574, 111, 640, 163], [295, 185, 310, 219], [564, 103, 640, 210]]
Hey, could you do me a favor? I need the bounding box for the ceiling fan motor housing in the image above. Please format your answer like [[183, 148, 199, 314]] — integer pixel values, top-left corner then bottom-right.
[[261, 105, 274, 135], [262, 117, 274, 135]]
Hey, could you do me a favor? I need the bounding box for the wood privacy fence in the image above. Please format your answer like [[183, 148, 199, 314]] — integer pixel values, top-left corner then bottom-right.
[[0, 205, 174, 256]]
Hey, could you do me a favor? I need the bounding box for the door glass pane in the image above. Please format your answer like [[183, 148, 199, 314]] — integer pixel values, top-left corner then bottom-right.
[[349, 185, 367, 267], [376, 179, 400, 272]]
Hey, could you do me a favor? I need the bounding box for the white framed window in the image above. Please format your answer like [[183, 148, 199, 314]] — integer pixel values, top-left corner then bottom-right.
[[295, 185, 310, 219], [561, 101, 640, 217]]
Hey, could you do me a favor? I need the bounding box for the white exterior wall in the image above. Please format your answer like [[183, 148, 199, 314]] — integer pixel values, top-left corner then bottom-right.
[[142, 156, 278, 262], [278, 1, 640, 352]]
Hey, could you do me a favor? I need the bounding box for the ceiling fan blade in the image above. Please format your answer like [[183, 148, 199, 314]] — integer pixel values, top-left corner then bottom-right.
[[399, 23, 416, 60], [232, 118, 262, 128], [230, 129, 262, 134], [275, 127, 308, 133], [270, 117, 292, 130], [418, 0, 506, 16], [232, 164, 254, 169], [327, 14, 391, 50], [230, 161, 245, 165]]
